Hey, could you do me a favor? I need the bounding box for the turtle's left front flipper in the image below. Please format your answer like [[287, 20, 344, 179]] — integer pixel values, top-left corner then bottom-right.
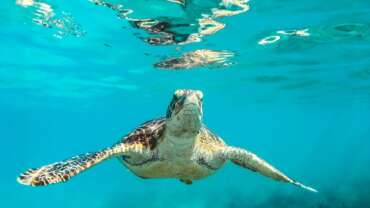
[[17, 144, 126, 186], [224, 146, 317, 193]]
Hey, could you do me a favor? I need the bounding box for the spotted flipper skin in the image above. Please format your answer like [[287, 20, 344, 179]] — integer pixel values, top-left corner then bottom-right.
[[225, 146, 317, 193], [17, 148, 116, 186]]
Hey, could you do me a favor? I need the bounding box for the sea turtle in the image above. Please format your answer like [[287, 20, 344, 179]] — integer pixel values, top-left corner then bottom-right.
[[17, 89, 317, 192]]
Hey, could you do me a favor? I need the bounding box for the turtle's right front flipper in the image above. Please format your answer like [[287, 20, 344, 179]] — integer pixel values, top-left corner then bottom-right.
[[17, 144, 127, 186], [225, 146, 317, 193]]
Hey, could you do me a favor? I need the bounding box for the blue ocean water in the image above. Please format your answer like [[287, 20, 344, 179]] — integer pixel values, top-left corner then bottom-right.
[[1, 0, 370, 207]]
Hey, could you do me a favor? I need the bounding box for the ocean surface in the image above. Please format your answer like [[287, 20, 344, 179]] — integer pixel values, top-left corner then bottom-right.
[[1, 0, 370, 207]]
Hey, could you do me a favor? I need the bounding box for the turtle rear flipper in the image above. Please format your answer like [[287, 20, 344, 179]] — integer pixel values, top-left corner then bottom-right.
[[17, 147, 121, 186]]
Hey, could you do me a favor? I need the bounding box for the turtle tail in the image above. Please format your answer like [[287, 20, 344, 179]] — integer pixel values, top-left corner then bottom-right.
[[17, 147, 118, 186]]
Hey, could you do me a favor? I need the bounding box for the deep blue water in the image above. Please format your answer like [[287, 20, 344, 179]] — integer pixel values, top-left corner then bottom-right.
[[1, 0, 370, 207]]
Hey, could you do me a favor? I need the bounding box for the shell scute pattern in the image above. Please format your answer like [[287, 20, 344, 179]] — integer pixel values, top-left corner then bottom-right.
[[122, 118, 166, 150], [200, 126, 225, 145], [190, 127, 227, 171]]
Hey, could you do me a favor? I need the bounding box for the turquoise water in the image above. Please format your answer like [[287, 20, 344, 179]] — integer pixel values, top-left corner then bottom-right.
[[1, 0, 370, 207]]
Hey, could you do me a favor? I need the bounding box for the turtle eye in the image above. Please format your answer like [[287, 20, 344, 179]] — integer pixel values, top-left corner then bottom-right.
[[175, 90, 184, 98], [195, 91, 203, 100]]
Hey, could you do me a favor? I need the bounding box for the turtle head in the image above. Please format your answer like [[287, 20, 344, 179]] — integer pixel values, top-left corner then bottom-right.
[[165, 89, 203, 137]]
